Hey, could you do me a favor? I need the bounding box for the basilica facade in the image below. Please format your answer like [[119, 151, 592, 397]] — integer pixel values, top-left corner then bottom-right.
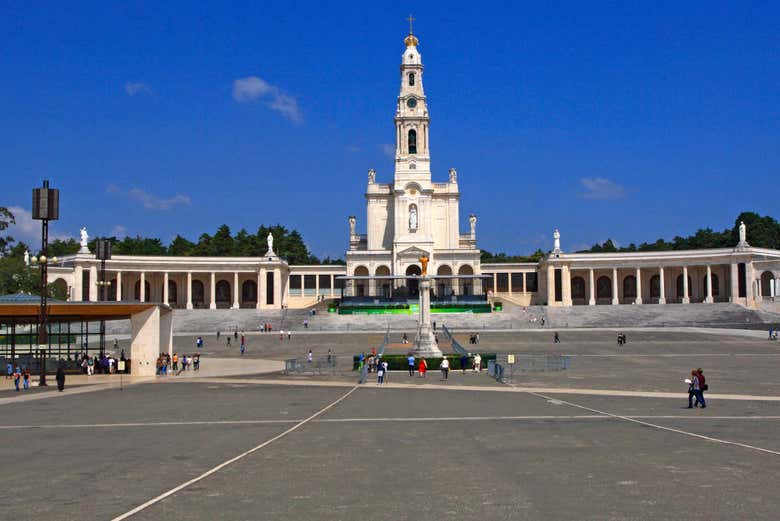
[[43, 30, 780, 310]]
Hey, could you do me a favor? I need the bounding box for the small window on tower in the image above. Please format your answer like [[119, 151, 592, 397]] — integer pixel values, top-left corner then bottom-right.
[[409, 73, 415, 86], [408, 129, 417, 154]]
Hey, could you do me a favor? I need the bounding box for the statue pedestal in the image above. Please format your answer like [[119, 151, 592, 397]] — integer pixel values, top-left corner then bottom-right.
[[413, 277, 442, 358]]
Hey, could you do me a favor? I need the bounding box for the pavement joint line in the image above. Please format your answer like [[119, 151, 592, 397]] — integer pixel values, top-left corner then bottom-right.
[[5, 415, 780, 431], [521, 388, 780, 457], [109, 384, 359, 521], [193, 377, 780, 402]]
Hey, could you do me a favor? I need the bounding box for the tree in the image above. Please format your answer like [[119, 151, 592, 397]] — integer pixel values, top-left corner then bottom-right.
[[0, 207, 15, 255], [212, 225, 234, 256], [168, 235, 195, 256]]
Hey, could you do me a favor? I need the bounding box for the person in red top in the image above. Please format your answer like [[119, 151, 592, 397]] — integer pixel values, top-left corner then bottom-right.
[[418, 358, 427, 378], [697, 368, 707, 402]]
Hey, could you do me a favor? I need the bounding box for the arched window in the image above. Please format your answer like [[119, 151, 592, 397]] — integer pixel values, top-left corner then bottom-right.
[[408, 129, 417, 154], [192, 280, 205, 307], [409, 72, 415, 86], [623, 276, 637, 300], [650, 275, 661, 298]]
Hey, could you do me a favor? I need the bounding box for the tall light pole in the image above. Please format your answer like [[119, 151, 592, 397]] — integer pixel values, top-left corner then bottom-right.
[[32, 180, 59, 386], [96, 238, 112, 357]]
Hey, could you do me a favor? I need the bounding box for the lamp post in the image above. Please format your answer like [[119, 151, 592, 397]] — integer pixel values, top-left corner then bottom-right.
[[95, 239, 112, 357], [31, 180, 60, 386]]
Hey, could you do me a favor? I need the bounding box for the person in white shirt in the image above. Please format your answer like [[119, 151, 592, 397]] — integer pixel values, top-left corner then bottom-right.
[[440, 357, 450, 380]]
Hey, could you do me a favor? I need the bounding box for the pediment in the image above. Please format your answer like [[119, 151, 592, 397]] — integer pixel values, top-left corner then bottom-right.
[[397, 246, 430, 258]]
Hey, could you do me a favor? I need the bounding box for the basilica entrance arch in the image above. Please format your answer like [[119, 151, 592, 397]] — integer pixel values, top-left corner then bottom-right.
[[215, 280, 231, 308], [406, 264, 421, 297], [596, 276, 612, 303], [191, 280, 205, 308], [375, 266, 391, 298], [436, 265, 453, 298], [242, 280, 257, 307], [459, 265, 474, 295], [353, 266, 369, 297], [760, 271, 775, 298], [571, 276, 586, 302]]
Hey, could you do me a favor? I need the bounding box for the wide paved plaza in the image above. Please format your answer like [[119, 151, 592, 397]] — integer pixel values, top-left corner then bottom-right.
[[1, 328, 779, 520]]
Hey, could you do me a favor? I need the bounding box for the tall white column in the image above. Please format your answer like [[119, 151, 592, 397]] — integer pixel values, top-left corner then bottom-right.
[[330, 274, 335, 297], [745, 262, 755, 305], [588, 269, 595, 305], [256, 271, 263, 309], [682, 266, 690, 304], [259, 268, 266, 308], [140, 271, 146, 302], [116, 271, 122, 301], [546, 265, 555, 305], [301, 274, 305, 297], [274, 269, 282, 308], [611, 268, 619, 305], [89, 264, 98, 302], [705, 265, 713, 303], [315, 273, 320, 298], [729, 263, 739, 302], [562, 266, 572, 306], [508, 273, 513, 294], [635, 268, 642, 305], [232, 272, 240, 309], [163, 272, 169, 305], [658, 267, 666, 304], [209, 272, 216, 309], [186, 272, 193, 309]]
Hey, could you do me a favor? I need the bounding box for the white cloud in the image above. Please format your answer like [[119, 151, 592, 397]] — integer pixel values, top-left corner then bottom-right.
[[107, 185, 191, 210], [381, 144, 395, 158], [232, 76, 303, 124], [110, 225, 128, 238], [5, 206, 72, 246], [125, 81, 152, 96], [579, 177, 626, 200]]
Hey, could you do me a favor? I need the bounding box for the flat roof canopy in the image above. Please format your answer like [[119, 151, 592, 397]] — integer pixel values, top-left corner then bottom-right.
[[0, 302, 171, 324]]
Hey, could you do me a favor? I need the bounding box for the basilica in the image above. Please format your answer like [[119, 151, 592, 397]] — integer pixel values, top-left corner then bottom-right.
[[46, 30, 780, 311]]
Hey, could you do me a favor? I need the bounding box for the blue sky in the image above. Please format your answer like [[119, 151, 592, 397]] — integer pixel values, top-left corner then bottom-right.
[[2, 1, 778, 258]]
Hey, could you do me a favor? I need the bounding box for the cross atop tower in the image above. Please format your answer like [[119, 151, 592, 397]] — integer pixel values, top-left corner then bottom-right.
[[407, 14, 415, 35]]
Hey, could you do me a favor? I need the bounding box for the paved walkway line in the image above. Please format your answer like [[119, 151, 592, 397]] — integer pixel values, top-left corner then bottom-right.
[[110, 385, 359, 521], [4, 415, 780, 431], [525, 390, 780, 457], [193, 377, 780, 402]]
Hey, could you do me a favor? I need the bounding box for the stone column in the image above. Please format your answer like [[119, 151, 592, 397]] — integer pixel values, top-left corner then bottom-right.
[[562, 265, 572, 306], [330, 274, 335, 298], [508, 273, 513, 294], [659, 267, 666, 304], [546, 265, 555, 305], [493, 273, 498, 294], [413, 276, 442, 357], [301, 274, 305, 297], [89, 264, 98, 302], [116, 271, 123, 301], [682, 266, 690, 304], [522, 272, 527, 293], [705, 265, 713, 303], [611, 268, 619, 305], [186, 272, 193, 309], [745, 262, 755, 306], [232, 272, 240, 309], [635, 268, 642, 305], [256, 271, 263, 309], [729, 263, 739, 302], [588, 269, 595, 306], [140, 272, 146, 302], [163, 272, 169, 305], [209, 272, 216, 309], [259, 268, 266, 308], [315, 273, 320, 299], [274, 269, 282, 308]]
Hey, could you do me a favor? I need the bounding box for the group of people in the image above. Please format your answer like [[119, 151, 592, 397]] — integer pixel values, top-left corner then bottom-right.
[[79, 351, 126, 375], [7, 361, 67, 391], [468, 333, 480, 345], [616, 333, 628, 346], [687, 368, 707, 408], [155, 352, 201, 375]]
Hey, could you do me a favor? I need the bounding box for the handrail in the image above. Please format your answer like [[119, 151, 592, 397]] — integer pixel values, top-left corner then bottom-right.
[[441, 324, 469, 356]]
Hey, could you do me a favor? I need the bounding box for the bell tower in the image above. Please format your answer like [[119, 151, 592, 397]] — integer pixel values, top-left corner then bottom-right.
[[394, 16, 431, 183]]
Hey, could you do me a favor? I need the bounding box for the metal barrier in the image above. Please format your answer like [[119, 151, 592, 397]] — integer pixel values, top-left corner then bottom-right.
[[492, 354, 572, 384], [283, 356, 338, 376]]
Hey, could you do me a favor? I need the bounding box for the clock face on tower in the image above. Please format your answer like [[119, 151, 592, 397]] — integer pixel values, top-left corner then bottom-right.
[[406, 97, 417, 108]]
